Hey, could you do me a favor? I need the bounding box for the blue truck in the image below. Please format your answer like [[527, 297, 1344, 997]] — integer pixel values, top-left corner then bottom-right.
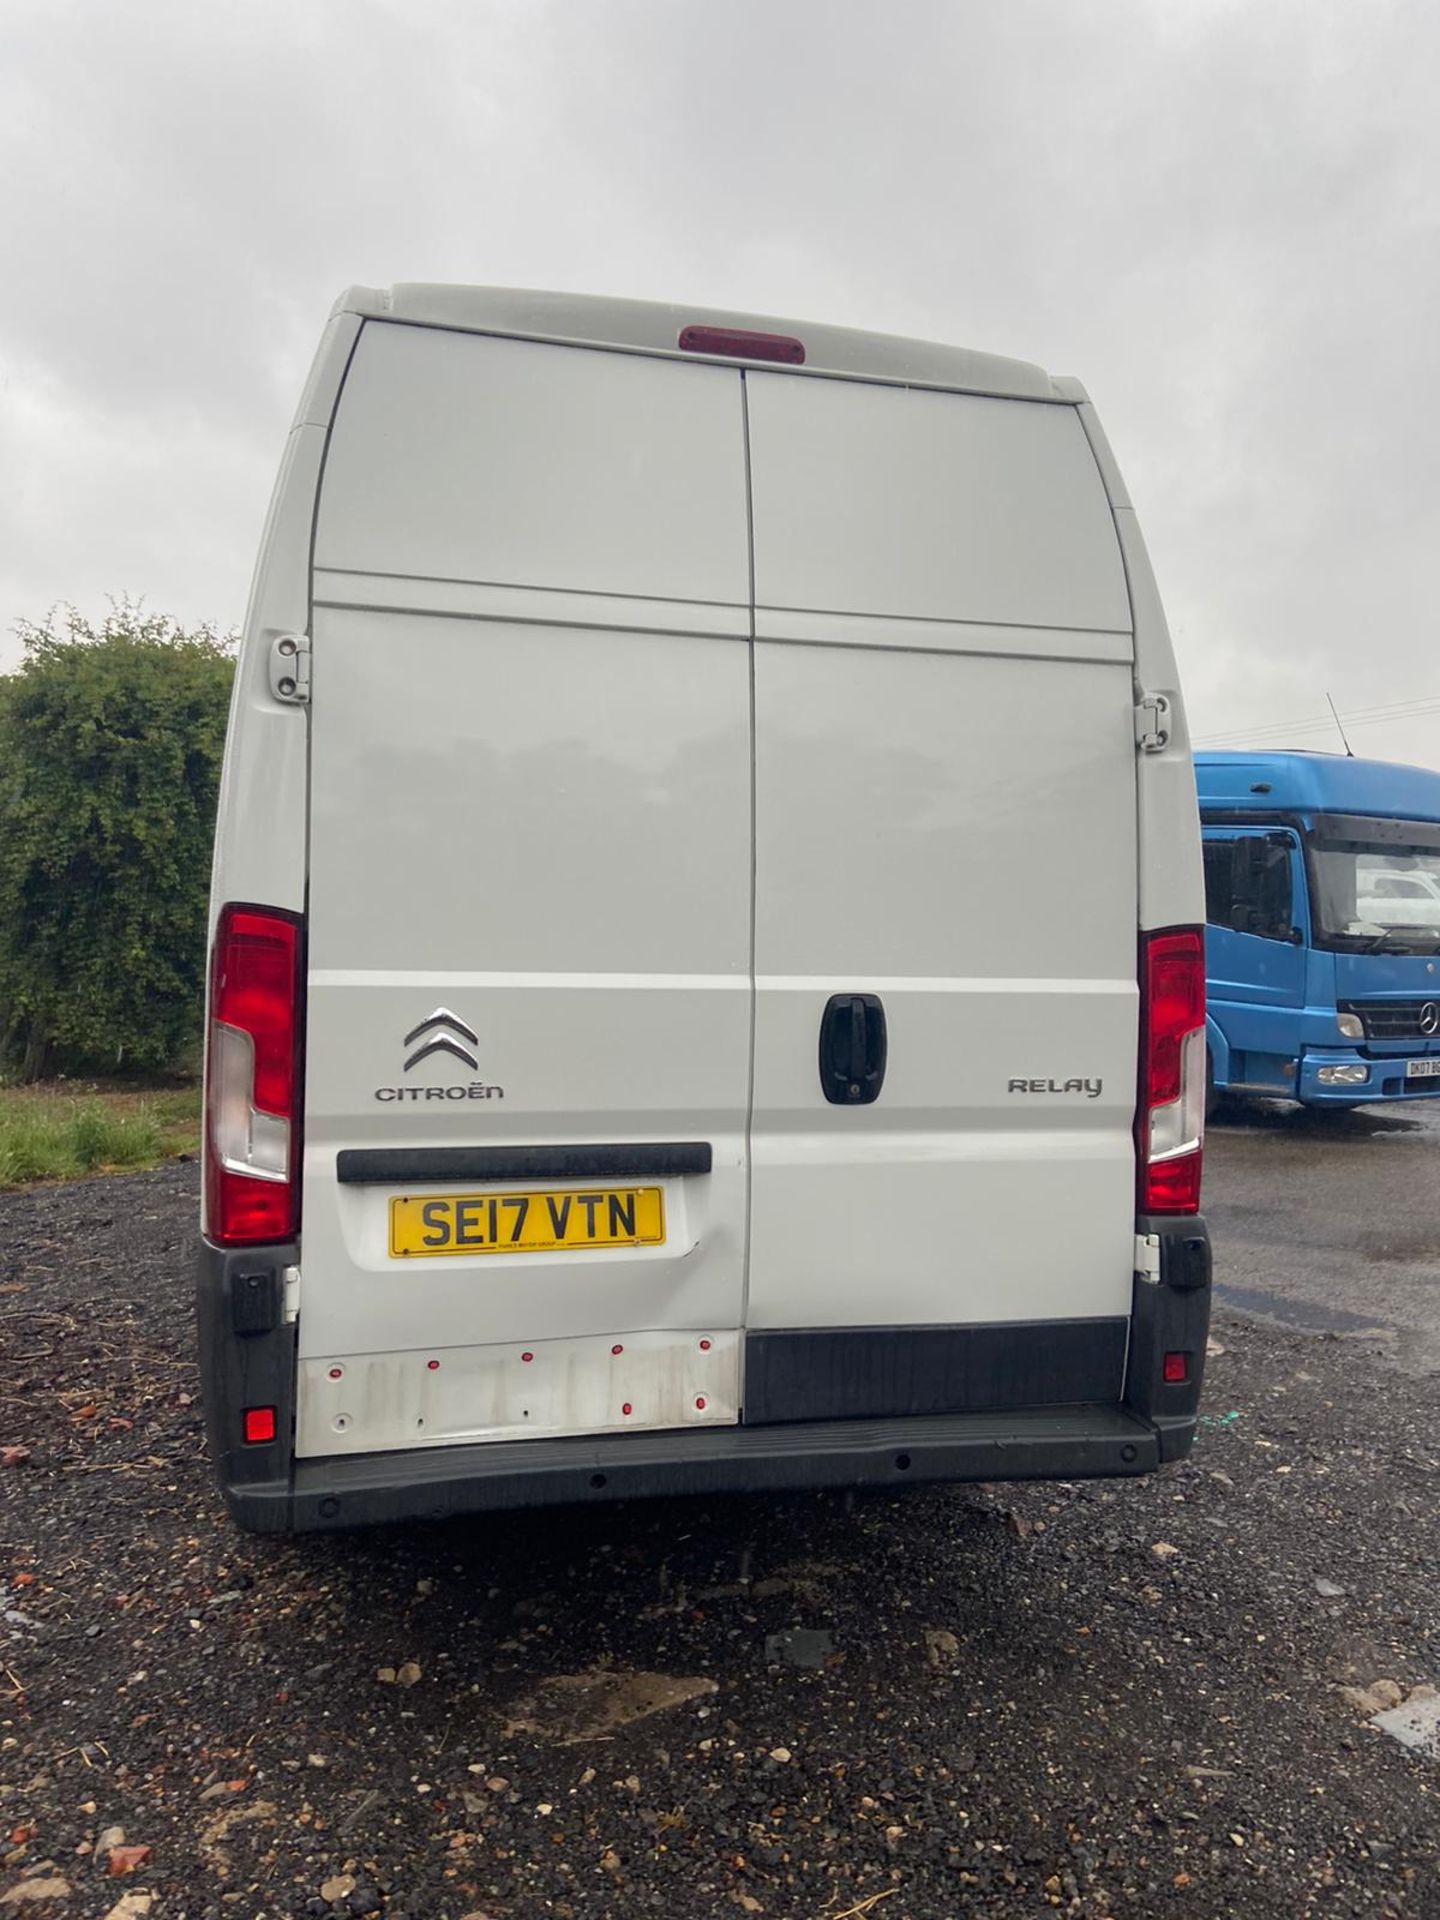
[[1195, 751, 1440, 1110]]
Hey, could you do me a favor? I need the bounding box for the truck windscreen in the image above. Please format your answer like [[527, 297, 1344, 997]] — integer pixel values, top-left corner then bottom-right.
[[1310, 827, 1440, 951]]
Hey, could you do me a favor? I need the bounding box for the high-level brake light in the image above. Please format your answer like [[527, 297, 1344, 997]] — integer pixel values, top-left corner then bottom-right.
[[1138, 927, 1205, 1214], [205, 904, 303, 1246], [678, 324, 805, 365]]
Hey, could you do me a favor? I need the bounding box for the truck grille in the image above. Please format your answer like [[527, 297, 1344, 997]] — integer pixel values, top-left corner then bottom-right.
[[1340, 999, 1440, 1042]]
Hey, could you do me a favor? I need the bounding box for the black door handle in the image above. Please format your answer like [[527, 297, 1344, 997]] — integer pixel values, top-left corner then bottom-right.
[[819, 993, 887, 1105]]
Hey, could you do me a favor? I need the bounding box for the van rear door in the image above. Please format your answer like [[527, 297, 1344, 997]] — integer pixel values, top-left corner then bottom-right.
[[741, 371, 1141, 1420], [296, 323, 753, 1458]]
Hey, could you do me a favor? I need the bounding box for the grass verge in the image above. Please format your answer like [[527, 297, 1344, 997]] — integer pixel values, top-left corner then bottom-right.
[[0, 1081, 200, 1188]]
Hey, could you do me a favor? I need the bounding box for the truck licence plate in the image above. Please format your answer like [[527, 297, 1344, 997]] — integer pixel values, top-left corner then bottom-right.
[[389, 1186, 665, 1258], [1406, 1058, 1440, 1080]]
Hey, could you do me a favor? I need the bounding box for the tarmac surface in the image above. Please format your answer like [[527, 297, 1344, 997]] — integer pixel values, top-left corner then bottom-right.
[[1207, 1097, 1440, 1369], [2, 1103, 1439, 1918]]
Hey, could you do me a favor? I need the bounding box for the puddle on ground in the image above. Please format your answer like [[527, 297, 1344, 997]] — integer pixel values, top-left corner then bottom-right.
[[1210, 1102, 1436, 1140], [1213, 1280, 1398, 1336], [765, 1627, 835, 1670], [1360, 1237, 1440, 1264]]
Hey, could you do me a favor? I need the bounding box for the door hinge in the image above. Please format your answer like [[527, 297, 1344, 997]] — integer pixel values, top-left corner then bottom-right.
[[1134, 693, 1171, 753], [281, 1265, 302, 1324], [1134, 1232, 1162, 1285], [268, 633, 311, 705]]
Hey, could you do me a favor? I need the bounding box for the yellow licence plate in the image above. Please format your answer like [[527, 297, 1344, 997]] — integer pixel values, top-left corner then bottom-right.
[[389, 1186, 666, 1259]]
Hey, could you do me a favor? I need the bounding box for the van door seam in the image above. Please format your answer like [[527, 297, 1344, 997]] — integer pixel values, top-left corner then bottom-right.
[[303, 316, 367, 933], [739, 369, 759, 1365], [298, 317, 367, 1310]]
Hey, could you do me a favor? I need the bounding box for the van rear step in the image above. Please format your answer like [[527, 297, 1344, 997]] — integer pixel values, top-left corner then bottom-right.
[[227, 1407, 1165, 1532]]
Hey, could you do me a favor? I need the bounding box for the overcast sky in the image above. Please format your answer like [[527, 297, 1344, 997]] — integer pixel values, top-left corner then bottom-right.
[[2, 0, 1437, 765]]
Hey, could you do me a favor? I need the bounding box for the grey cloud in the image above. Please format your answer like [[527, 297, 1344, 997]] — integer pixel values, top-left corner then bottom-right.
[[2, 0, 1437, 766]]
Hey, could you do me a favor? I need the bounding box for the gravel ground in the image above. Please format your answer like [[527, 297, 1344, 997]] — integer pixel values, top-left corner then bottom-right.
[[3, 1162, 1440, 1919]]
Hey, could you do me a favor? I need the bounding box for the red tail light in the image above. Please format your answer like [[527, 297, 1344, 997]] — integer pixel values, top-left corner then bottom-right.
[[205, 904, 303, 1246], [1138, 927, 1205, 1214]]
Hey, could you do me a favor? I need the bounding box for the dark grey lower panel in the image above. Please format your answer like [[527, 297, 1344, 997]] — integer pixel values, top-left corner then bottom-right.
[[742, 1319, 1128, 1425], [233, 1407, 1160, 1532]]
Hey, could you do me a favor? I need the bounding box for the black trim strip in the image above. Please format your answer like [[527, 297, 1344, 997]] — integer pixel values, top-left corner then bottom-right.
[[1201, 804, 1440, 854], [335, 1142, 713, 1185], [743, 1319, 1128, 1424], [1311, 811, 1440, 853]]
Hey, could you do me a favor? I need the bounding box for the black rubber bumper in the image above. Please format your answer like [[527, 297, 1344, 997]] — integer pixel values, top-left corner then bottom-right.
[[253, 1406, 1160, 1532], [199, 1214, 1211, 1533]]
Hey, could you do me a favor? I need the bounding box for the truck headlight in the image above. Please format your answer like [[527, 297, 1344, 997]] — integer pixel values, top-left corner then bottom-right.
[[1317, 1064, 1369, 1086], [1336, 1012, 1365, 1040]]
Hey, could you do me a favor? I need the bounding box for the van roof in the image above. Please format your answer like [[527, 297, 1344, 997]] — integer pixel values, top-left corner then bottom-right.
[[1195, 749, 1440, 822], [332, 284, 1065, 402]]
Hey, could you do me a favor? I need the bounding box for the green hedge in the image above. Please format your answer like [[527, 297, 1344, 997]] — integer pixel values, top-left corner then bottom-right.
[[0, 605, 235, 1080]]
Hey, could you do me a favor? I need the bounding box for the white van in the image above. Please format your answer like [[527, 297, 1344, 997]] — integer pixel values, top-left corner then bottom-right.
[[199, 285, 1212, 1532]]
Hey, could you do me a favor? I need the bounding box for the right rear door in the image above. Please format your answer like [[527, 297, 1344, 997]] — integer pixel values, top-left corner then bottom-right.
[[743, 371, 1141, 1361]]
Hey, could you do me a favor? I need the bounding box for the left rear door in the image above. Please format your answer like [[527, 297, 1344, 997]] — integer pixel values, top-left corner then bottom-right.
[[295, 323, 754, 1458]]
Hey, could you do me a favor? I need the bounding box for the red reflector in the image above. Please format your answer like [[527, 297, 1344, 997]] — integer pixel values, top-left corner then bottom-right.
[[205, 904, 303, 1248], [1146, 1151, 1203, 1212], [1138, 926, 1206, 1215], [243, 1406, 277, 1445], [1162, 1351, 1189, 1384], [678, 324, 805, 365]]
